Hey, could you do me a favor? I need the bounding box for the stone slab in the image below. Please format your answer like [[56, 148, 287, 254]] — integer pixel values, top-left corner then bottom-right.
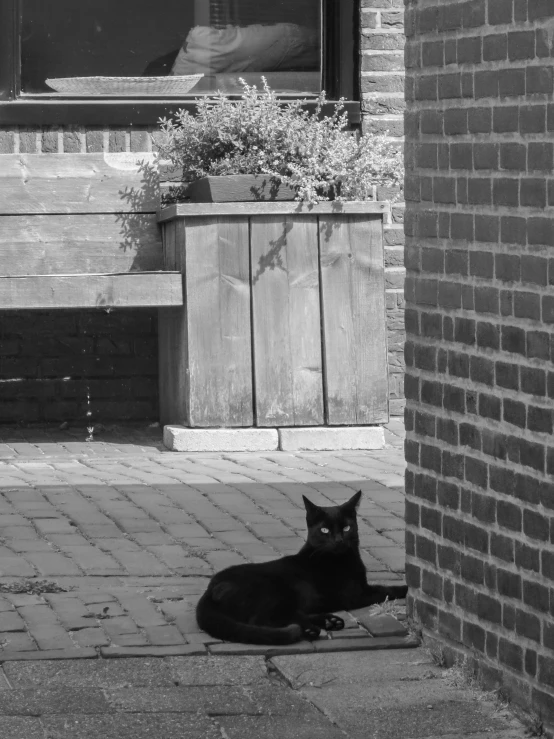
[[163, 426, 279, 452], [356, 612, 409, 637], [278, 426, 385, 451], [0, 687, 111, 715], [167, 656, 267, 686], [41, 713, 222, 739], [270, 651, 523, 739], [3, 659, 178, 688], [104, 686, 260, 715], [216, 714, 346, 739], [0, 717, 45, 739]]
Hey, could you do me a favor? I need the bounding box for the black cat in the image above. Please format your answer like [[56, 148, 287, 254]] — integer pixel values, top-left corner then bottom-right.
[[196, 491, 408, 644]]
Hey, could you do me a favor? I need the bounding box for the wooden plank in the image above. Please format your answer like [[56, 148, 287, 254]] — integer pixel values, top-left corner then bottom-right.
[[158, 201, 390, 221], [319, 215, 388, 425], [251, 216, 324, 426], [0, 153, 159, 214], [158, 307, 189, 426], [0, 272, 183, 309], [162, 220, 177, 270], [184, 217, 253, 427], [0, 214, 163, 275]]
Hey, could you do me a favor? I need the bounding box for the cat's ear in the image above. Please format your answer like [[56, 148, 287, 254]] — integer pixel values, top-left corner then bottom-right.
[[342, 490, 362, 511], [302, 495, 319, 516]]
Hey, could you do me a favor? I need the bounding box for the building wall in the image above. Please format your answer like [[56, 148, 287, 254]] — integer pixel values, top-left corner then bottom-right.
[[0, 2, 407, 424], [361, 0, 406, 416], [404, 0, 554, 729]]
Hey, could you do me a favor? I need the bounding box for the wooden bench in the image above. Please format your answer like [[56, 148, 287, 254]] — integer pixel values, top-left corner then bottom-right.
[[0, 153, 182, 309]]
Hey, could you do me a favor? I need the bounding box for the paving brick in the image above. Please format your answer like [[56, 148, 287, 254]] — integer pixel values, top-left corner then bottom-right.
[[355, 612, 409, 637], [0, 611, 26, 633], [101, 616, 143, 638], [144, 624, 185, 646], [17, 605, 76, 650], [23, 552, 81, 576], [107, 549, 171, 576], [4, 595, 45, 608], [34, 518, 76, 535], [0, 632, 37, 651], [106, 632, 150, 647], [114, 596, 167, 628], [0, 598, 14, 614], [144, 545, 211, 574], [0, 555, 36, 577], [72, 627, 111, 648], [56, 546, 124, 575]]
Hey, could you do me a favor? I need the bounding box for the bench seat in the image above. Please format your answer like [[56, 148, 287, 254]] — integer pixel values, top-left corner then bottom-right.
[[0, 272, 183, 310]]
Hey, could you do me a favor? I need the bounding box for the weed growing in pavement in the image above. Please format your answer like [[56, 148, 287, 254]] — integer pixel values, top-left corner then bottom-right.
[[367, 595, 405, 619], [0, 579, 70, 595]]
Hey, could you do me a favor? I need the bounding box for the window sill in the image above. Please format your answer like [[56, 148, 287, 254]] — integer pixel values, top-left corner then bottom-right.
[[0, 97, 361, 126]]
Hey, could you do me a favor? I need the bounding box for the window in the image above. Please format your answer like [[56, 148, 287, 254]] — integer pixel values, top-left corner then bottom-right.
[[0, 0, 358, 124]]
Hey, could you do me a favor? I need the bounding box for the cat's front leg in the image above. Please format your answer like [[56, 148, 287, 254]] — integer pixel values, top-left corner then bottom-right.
[[309, 613, 345, 631], [295, 613, 322, 640]]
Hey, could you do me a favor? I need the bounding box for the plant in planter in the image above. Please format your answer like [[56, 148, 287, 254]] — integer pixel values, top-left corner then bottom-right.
[[157, 79, 403, 204]]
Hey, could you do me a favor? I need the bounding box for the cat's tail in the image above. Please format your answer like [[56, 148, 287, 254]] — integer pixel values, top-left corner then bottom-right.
[[196, 591, 302, 645]]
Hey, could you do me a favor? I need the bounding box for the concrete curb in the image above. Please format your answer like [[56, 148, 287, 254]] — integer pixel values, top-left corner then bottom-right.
[[163, 426, 279, 452], [0, 636, 418, 662], [163, 425, 386, 452], [279, 426, 386, 451]]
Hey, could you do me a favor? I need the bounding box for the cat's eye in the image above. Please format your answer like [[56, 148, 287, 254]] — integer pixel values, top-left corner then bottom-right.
[[321, 527, 330, 534], [343, 525, 351, 532]]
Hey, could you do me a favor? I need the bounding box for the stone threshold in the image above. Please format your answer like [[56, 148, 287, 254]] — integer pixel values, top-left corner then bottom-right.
[[0, 635, 419, 662], [163, 425, 386, 452]]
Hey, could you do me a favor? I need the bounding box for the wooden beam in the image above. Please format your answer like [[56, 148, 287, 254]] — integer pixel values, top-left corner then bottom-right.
[[183, 217, 253, 427], [0, 153, 160, 214], [319, 215, 389, 425], [0, 272, 183, 309], [158, 201, 390, 221], [0, 213, 163, 276], [251, 216, 324, 427]]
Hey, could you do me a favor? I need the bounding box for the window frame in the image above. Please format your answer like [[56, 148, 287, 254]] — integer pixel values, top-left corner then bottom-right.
[[0, 0, 360, 125]]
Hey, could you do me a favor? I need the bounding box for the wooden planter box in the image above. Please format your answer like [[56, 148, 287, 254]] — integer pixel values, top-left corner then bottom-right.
[[157, 201, 390, 429]]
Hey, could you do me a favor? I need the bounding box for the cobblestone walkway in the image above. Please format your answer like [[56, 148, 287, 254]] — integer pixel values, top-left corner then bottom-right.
[[0, 422, 408, 659]]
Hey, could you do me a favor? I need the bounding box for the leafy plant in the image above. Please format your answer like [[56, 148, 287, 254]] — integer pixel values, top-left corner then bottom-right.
[[157, 79, 403, 203]]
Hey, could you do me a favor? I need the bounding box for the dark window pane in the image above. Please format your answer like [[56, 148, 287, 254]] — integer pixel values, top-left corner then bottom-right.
[[21, 0, 321, 95]]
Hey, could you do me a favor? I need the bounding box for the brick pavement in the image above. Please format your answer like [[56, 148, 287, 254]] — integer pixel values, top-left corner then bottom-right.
[[0, 422, 409, 659]]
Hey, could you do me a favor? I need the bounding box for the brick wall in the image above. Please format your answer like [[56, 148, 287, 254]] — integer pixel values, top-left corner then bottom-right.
[[0, 309, 159, 424], [404, 0, 554, 730], [361, 0, 406, 416]]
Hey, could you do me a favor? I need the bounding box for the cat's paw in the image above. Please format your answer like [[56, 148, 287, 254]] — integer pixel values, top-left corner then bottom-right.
[[302, 624, 321, 640], [324, 614, 345, 631]]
